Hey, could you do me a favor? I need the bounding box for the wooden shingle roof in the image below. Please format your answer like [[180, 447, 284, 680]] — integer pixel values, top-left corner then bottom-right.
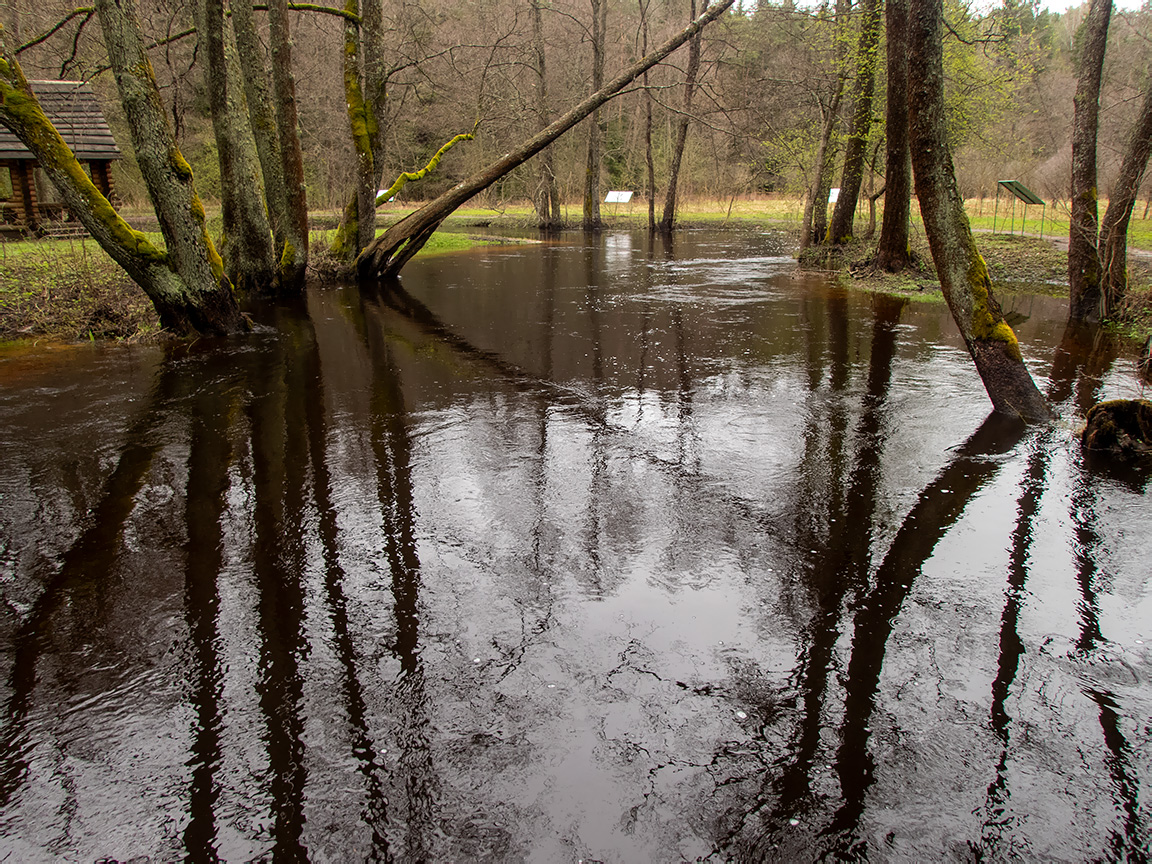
[[0, 80, 121, 162]]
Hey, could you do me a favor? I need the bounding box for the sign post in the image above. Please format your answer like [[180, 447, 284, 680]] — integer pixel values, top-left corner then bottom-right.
[[604, 190, 633, 221]]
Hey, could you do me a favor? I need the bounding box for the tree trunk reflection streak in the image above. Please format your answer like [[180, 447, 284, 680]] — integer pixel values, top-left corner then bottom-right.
[[248, 322, 309, 858], [977, 322, 1120, 858], [976, 431, 1053, 858], [357, 291, 437, 861], [0, 354, 187, 809], [181, 375, 239, 862], [516, 248, 559, 679], [739, 295, 904, 853], [1086, 686, 1146, 861], [583, 248, 606, 595], [1070, 463, 1144, 857], [820, 412, 1028, 856], [300, 316, 393, 860]]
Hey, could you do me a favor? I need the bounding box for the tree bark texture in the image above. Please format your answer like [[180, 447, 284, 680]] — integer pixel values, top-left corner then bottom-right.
[[231, 0, 288, 245], [361, 0, 385, 188], [95, 0, 245, 331], [329, 0, 377, 260], [267, 0, 310, 285], [827, 0, 882, 245], [531, 0, 561, 229], [641, 0, 655, 231], [659, 0, 705, 233], [907, 0, 1049, 422], [582, 0, 606, 231], [1099, 73, 1152, 316], [0, 35, 242, 335], [357, 0, 735, 278], [197, 0, 275, 290], [874, 0, 912, 271], [1067, 0, 1112, 323], [800, 84, 843, 250]]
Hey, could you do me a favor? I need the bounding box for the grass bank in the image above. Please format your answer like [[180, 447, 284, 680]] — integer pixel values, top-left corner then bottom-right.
[[0, 227, 481, 343]]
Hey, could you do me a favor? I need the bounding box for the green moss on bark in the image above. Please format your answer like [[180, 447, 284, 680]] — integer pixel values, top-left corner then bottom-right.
[[966, 252, 1022, 361]]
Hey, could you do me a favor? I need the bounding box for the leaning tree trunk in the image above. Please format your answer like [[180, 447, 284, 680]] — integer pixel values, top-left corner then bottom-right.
[[1068, 0, 1112, 323], [582, 0, 607, 232], [659, 0, 706, 233], [1099, 73, 1152, 317], [873, 0, 913, 271], [827, 0, 882, 245], [531, 0, 562, 229], [195, 0, 275, 290], [267, 0, 309, 285], [357, 0, 734, 279], [907, 0, 1049, 422], [0, 28, 242, 335]]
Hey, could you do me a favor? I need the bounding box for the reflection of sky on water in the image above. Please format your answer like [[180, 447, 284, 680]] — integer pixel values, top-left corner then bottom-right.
[[0, 230, 1148, 862]]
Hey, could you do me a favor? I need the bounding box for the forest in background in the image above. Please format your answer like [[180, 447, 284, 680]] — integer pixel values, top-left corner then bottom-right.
[[4, 0, 1150, 219]]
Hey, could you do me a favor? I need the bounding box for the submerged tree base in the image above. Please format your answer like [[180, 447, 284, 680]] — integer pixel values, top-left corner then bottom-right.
[[1081, 399, 1152, 457]]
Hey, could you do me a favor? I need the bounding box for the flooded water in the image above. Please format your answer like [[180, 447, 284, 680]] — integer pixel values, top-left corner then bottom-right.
[[1, 230, 1150, 862]]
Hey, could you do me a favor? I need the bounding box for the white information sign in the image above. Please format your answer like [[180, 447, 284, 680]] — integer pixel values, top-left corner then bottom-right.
[[828, 187, 840, 204], [604, 190, 633, 204]]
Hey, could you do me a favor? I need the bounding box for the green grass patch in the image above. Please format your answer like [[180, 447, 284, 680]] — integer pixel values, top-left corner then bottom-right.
[[0, 237, 160, 341]]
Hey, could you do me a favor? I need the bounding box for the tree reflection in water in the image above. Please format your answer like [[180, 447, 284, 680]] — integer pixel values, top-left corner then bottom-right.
[[0, 234, 1148, 861]]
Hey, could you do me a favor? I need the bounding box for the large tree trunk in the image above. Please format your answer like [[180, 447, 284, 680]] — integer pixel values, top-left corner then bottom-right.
[[195, 0, 275, 290], [827, 0, 882, 245], [357, 0, 734, 278], [267, 0, 310, 285], [329, 0, 377, 260], [0, 29, 242, 335], [1067, 0, 1112, 323], [907, 0, 1049, 422], [1099, 74, 1152, 317], [231, 0, 291, 269], [873, 0, 912, 271], [582, 0, 606, 232], [531, 0, 562, 229], [659, 0, 705, 233]]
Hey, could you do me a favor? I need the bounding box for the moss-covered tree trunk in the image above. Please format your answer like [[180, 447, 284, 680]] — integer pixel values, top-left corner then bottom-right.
[[874, 0, 912, 271], [361, 0, 385, 192], [1099, 74, 1152, 317], [267, 0, 309, 285], [0, 28, 242, 335], [196, 0, 275, 291], [530, 0, 562, 229], [231, 0, 291, 272], [582, 0, 606, 232], [827, 0, 882, 245], [1067, 0, 1112, 323], [908, 0, 1049, 422], [329, 0, 377, 260], [357, 0, 734, 279], [659, 0, 704, 234]]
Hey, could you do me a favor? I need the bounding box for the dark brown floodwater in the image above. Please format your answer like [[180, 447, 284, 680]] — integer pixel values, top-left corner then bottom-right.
[[1, 230, 1149, 862]]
